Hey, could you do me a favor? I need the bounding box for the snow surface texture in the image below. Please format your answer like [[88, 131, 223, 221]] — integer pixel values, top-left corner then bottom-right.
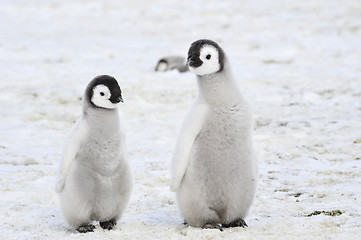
[[0, 0, 360, 239]]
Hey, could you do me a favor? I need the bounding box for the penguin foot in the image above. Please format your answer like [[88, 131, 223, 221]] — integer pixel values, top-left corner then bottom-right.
[[203, 223, 223, 231], [222, 218, 248, 228], [76, 224, 95, 233], [100, 219, 117, 230]]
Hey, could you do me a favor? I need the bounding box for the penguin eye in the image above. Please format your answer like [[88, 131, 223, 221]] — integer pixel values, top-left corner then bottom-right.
[[100, 92, 105, 96], [206, 54, 211, 60]]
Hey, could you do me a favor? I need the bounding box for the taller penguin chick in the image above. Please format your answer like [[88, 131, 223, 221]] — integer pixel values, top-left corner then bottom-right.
[[56, 75, 132, 233], [171, 40, 258, 229]]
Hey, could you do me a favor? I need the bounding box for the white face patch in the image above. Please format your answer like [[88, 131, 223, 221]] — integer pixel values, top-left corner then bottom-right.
[[189, 45, 220, 76], [91, 84, 120, 109], [156, 62, 168, 71]]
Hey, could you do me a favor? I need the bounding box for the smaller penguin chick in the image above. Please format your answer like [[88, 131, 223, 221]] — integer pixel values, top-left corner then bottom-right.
[[56, 75, 132, 233], [155, 56, 188, 72]]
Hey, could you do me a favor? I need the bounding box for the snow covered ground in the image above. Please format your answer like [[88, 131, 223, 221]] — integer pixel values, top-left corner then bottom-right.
[[1, 0, 360, 239]]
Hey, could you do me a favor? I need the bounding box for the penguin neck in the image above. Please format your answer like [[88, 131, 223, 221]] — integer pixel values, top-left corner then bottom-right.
[[196, 65, 241, 107], [83, 106, 120, 136]]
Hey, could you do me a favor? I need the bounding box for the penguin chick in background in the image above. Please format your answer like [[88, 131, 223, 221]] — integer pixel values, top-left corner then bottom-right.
[[55, 75, 132, 233], [171, 39, 258, 230], [155, 56, 188, 72]]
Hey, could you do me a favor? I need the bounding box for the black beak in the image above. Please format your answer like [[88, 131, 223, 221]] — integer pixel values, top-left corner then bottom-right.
[[110, 95, 123, 103], [187, 55, 203, 68], [187, 57, 194, 66]]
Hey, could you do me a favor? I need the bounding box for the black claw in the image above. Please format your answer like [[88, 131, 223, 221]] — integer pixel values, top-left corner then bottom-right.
[[222, 218, 248, 228], [76, 224, 95, 233], [100, 219, 117, 230]]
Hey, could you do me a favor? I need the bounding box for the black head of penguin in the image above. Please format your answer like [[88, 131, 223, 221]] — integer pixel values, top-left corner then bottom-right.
[[187, 39, 225, 72], [86, 75, 123, 109]]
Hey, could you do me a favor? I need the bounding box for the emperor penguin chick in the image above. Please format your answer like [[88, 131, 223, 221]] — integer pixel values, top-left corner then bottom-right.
[[170, 39, 258, 229], [155, 56, 188, 72], [56, 75, 132, 233]]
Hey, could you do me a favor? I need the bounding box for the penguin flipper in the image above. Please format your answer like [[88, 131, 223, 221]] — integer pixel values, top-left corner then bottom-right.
[[170, 103, 208, 192], [56, 118, 88, 193]]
